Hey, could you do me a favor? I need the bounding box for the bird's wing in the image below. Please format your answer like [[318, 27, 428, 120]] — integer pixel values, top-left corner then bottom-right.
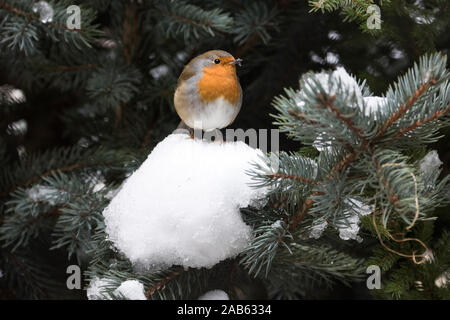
[[177, 64, 196, 86]]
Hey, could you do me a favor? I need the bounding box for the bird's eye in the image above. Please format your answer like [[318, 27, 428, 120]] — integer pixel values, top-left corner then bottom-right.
[[214, 59, 220, 64]]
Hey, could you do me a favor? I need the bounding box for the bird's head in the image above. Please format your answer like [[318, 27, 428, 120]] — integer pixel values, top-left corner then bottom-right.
[[189, 50, 242, 77]]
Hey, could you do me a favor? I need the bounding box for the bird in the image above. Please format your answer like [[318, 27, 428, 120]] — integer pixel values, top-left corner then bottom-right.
[[174, 50, 243, 135]]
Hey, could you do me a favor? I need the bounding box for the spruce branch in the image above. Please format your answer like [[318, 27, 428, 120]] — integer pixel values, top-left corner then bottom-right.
[[0, 0, 102, 52], [42, 64, 98, 72], [240, 221, 292, 278], [376, 78, 437, 139], [267, 172, 319, 185], [263, 52, 450, 268], [144, 267, 185, 299], [395, 105, 450, 137], [153, 1, 233, 41], [316, 93, 369, 147], [288, 195, 317, 232], [0, 1, 80, 33]]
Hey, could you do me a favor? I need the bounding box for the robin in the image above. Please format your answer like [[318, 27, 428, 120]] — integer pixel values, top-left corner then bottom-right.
[[174, 50, 243, 135]]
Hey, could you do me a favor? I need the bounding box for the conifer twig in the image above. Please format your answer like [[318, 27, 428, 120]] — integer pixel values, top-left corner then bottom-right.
[[0, 1, 83, 33], [376, 78, 437, 138], [267, 172, 319, 185], [289, 192, 323, 231], [317, 93, 368, 145], [144, 268, 185, 299], [395, 105, 450, 137]]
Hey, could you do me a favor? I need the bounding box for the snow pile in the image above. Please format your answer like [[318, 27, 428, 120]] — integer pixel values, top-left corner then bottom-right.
[[295, 67, 390, 150], [313, 132, 334, 152], [198, 290, 229, 300], [363, 96, 388, 118], [309, 198, 373, 242], [27, 185, 56, 205], [86, 278, 113, 300], [337, 199, 373, 242], [7, 119, 27, 136], [87, 278, 146, 300], [309, 218, 328, 239], [103, 133, 269, 270], [435, 272, 449, 288], [305, 67, 364, 106], [0, 85, 26, 104], [419, 150, 442, 175], [114, 280, 146, 300], [32, 1, 54, 23]]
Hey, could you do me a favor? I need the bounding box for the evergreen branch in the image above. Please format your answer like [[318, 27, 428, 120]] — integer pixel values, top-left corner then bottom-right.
[[0, 1, 28, 17], [86, 65, 142, 110], [309, 0, 383, 25], [395, 105, 450, 137], [24, 206, 60, 228], [163, 13, 213, 28], [289, 196, 315, 232], [0, 1, 82, 33], [154, 1, 233, 41], [240, 221, 292, 278], [287, 109, 326, 128], [144, 267, 185, 299], [371, 208, 431, 265], [0, 146, 134, 198], [0, 172, 109, 253], [376, 78, 437, 138], [233, 2, 280, 46], [140, 267, 210, 300], [267, 172, 319, 185], [330, 150, 359, 174], [17, 163, 85, 190], [370, 148, 426, 228], [316, 93, 368, 146], [268, 242, 366, 298], [288, 109, 356, 153], [4, 250, 46, 298], [43, 64, 98, 72], [0, 162, 99, 197], [0, 0, 103, 53]]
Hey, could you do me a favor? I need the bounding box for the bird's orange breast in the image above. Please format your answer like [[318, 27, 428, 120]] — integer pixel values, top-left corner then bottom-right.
[[197, 63, 240, 106]]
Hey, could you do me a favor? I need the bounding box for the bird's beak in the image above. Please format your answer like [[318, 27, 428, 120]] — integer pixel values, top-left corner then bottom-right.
[[229, 58, 243, 66]]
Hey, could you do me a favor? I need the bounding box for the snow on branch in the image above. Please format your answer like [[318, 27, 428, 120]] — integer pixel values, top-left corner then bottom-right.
[[266, 52, 450, 264]]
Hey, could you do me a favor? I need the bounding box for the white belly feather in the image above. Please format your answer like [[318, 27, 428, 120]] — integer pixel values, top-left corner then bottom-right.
[[184, 97, 239, 132]]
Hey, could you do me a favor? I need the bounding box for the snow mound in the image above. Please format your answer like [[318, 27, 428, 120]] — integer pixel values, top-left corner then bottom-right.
[[87, 278, 146, 300], [308, 198, 373, 242], [419, 150, 442, 175], [86, 277, 113, 300], [338, 199, 373, 242], [115, 280, 146, 300], [103, 133, 269, 269], [306, 67, 363, 106], [198, 289, 229, 300]]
